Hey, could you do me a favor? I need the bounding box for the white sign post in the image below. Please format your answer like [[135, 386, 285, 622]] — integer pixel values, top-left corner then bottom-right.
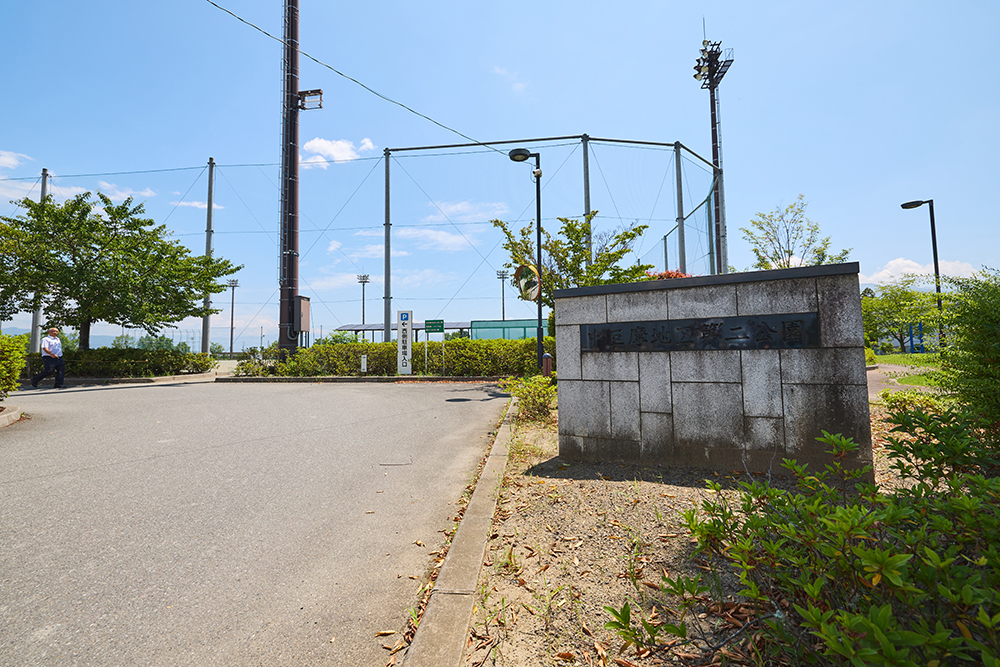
[[397, 310, 412, 375]]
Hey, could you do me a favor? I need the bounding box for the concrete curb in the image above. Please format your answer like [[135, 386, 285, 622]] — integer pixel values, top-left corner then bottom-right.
[[0, 405, 24, 428], [401, 397, 517, 667], [216, 375, 503, 384], [18, 370, 224, 388]]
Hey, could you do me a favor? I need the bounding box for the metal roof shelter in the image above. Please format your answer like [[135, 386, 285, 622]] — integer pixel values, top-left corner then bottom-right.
[[335, 322, 471, 341]]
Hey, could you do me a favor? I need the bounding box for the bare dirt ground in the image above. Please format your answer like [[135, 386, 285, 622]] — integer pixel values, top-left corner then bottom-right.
[[461, 405, 900, 667]]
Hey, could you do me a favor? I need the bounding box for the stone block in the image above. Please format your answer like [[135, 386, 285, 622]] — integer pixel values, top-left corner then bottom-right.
[[667, 284, 737, 319], [737, 278, 818, 316], [671, 350, 741, 383], [555, 325, 581, 381], [582, 351, 638, 382], [817, 274, 864, 347], [557, 380, 611, 439], [744, 416, 785, 452], [638, 353, 671, 413], [780, 348, 867, 386], [556, 294, 607, 326], [610, 381, 641, 441], [741, 349, 783, 417], [672, 382, 745, 450], [608, 290, 668, 323], [640, 412, 673, 464], [782, 383, 872, 456]]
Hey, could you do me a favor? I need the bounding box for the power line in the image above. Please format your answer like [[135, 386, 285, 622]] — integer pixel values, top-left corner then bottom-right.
[[204, 0, 504, 154]]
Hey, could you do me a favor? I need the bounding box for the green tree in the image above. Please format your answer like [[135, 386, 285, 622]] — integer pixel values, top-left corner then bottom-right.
[[491, 212, 652, 309], [740, 195, 851, 270], [137, 335, 178, 351], [937, 268, 1000, 434], [0, 193, 241, 350], [112, 334, 137, 349], [314, 331, 359, 345], [861, 276, 940, 353]]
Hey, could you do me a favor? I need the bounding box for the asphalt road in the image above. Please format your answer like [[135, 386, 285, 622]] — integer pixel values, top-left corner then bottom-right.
[[0, 381, 508, 666]]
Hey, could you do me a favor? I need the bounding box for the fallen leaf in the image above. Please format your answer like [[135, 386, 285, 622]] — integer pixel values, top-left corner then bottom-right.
[[556, 652, 575, 661], [414, 540, 424, 547], [376, 630, 396, 637]]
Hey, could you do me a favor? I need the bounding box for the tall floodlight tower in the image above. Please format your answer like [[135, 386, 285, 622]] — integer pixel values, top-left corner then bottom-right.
[[278, 0, 321, 358], [694, 40, 734, 274]]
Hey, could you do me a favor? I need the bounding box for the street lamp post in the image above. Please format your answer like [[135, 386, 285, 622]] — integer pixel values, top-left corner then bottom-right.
[[358, 274, 370, 342], [228, 279, 239, 356], [901, 199, 944, 343], [508, 148, 544, 369], [497, 270, 509, 321]]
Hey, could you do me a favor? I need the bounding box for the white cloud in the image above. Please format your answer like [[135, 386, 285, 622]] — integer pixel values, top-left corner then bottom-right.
[[0, 179, 86, 204], [306, 273, 368, 290], [395, 268, 449, 289], [0, 150, 32, 170], [169, 200, 224, 210], [421, 200, 508, 223], [859, 257, 977, 284], [326, 240, 342, 253], [301, 137, 377, 169], [98, 181, 155, 202], [492, 66, 526, 93], [397, 227, 471, 252], [350, 244, 409, 259]]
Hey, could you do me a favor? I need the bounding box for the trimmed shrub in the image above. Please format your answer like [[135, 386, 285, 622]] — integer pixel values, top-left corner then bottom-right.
[[865, 347, 877, 366], [25, 348, 217, 378], [241, 337, 557, 377], [877, 387, 948, 414], [0, 334, 29, 401]]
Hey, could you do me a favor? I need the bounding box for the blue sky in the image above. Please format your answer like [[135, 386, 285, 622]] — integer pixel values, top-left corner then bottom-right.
[[2, 1, 997, 349]]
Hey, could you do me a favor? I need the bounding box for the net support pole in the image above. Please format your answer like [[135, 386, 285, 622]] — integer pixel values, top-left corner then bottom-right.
[[383, 147, 392, 343], [674, 143, 686, 274]]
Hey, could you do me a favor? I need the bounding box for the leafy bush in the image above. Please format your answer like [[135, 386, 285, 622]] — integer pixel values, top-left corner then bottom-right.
[[938, 268, 1000, 438], [498, 374, 557, 421], [25, 348, 216, 378], [865, 347, 877, 366], [877, 387, 948, 414], [0, 333, 29, 402], [665, 418, 1000, 666], [238, 338, 557, 378]]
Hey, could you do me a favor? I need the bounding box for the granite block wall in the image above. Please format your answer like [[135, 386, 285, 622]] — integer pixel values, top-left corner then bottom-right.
[[553, 264, 872, 475]]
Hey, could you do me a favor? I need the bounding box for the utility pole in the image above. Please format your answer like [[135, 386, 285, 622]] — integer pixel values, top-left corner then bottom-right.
[[694, 40, 734, 274], [277, 0, 321, 358], [29, 168, 48, 354], [202, 157, 215, 354]]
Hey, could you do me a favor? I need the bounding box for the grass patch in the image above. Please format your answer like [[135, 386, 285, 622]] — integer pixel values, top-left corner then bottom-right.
[[876, 352, 940, 368], [896, 373, 940, 387]]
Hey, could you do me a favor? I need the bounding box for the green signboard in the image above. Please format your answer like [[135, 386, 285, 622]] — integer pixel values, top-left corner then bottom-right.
[[425, 319, 444, 333]]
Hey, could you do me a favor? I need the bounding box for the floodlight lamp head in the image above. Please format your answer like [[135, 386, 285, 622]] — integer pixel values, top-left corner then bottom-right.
[[703, 39, 710, 46], [901, 200, 926, 209], [508, 148, 532, 162]]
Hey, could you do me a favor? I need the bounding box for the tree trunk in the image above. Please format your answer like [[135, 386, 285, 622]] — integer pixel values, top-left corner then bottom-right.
[[79, 320, 92, 351]]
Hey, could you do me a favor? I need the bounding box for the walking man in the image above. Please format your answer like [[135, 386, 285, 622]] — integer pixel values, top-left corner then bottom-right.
[[30, 327, 66, 389]]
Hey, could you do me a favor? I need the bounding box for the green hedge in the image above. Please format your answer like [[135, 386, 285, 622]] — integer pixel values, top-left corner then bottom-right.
[[236, 337, 557, 377], [0, 334, 29, 401], [24, 349, 217, 378]]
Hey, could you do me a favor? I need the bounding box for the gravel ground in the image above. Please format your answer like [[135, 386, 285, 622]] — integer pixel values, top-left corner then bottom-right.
[[461, 405, 901, 667]]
